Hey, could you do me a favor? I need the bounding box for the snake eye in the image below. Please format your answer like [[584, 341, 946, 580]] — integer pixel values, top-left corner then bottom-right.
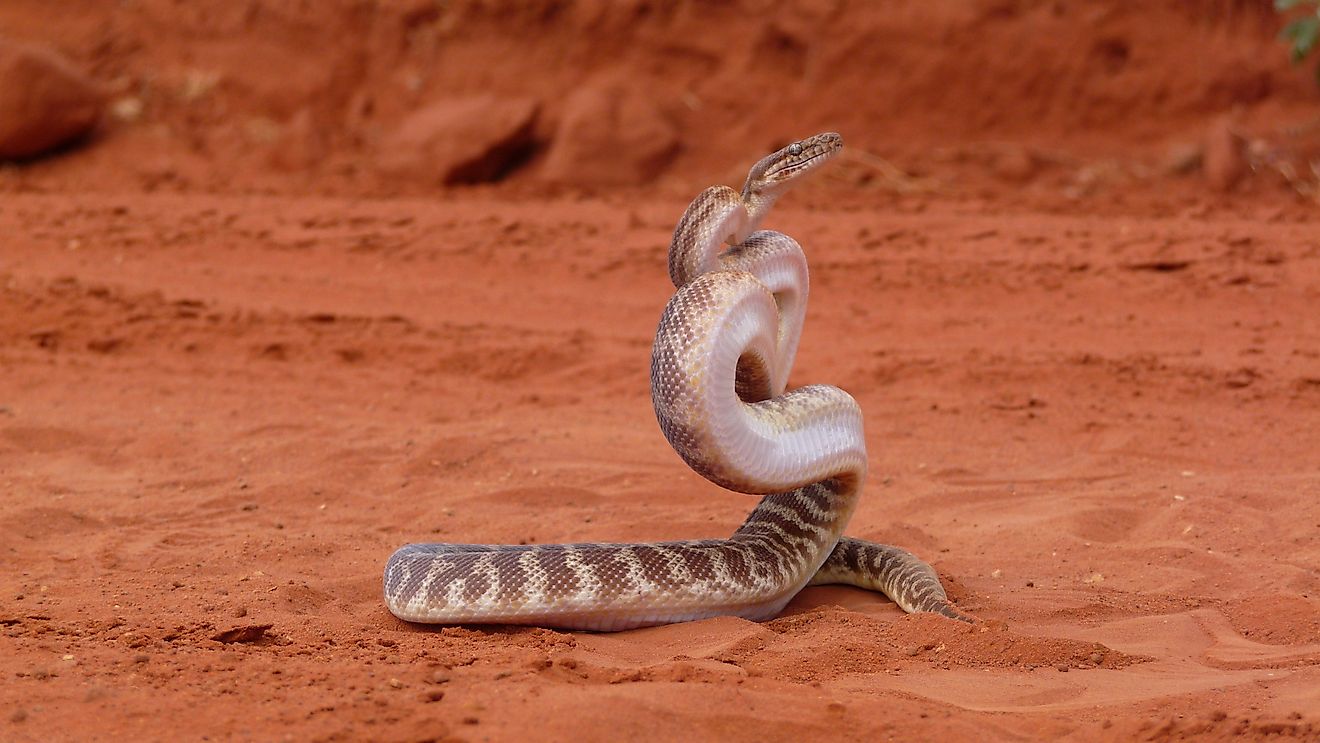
[[788, 143, 803, 156]]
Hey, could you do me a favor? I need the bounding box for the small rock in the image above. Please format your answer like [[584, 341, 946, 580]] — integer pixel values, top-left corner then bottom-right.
[[422, 688, 445, 703], [1056, 663, 1070, 672], [210, 623, 272, 644], [10, 708, 26, 723], [387, 678, 403, 689], [378, 96, 539, 185], [541, 76, 680, 186], [132, 653, 149, 664], [0, 38, 105, 159]]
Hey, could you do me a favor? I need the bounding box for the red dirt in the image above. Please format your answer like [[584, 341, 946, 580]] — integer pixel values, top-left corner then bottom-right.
[[2, 1, 1319, 741]]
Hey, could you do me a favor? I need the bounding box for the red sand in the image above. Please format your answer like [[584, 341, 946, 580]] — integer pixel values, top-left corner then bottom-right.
[[2, 2, 1319, 740]]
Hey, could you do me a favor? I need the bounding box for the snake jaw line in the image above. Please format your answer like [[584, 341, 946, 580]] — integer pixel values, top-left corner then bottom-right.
[[743, 131, 844, 196]]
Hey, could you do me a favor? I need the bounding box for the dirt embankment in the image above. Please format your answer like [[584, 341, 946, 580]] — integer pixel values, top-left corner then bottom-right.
[[1, 0, 1317, 199]]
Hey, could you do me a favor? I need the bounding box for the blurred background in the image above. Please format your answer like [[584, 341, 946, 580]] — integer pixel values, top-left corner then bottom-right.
[[2, 0, 1318, 205]]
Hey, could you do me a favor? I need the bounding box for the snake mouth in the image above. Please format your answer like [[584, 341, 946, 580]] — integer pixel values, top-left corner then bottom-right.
[[742, 133, 843, 193], [764, 149, 834, 179]]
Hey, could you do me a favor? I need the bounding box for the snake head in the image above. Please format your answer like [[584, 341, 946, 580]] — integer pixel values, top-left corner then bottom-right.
[[741, 132, 843, 200]]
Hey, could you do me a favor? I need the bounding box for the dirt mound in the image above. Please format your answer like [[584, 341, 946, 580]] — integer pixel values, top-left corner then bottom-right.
[[0, 0, 1316, 199]]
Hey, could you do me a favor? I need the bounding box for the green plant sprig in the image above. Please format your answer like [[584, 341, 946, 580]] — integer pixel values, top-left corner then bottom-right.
[[1277, 0, 1320, 83]]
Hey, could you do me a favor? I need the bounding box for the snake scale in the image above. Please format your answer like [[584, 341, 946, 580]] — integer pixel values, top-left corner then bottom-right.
[[384, 132, 971, 631]]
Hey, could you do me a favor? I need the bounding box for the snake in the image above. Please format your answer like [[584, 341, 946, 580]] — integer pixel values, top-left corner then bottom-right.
[[383, 132, 972, 631]]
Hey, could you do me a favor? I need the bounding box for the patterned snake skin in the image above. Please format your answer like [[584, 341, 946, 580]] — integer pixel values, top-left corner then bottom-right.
[[383, 133, 972, 631]]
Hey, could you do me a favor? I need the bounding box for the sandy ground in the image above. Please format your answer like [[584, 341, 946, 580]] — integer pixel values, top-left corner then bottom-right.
[[3, 189, 1318, 741], [3, 1, 1320, 741]]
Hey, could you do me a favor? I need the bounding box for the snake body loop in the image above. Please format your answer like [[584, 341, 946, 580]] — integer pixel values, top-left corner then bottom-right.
[[384, 132, 971, 630]]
